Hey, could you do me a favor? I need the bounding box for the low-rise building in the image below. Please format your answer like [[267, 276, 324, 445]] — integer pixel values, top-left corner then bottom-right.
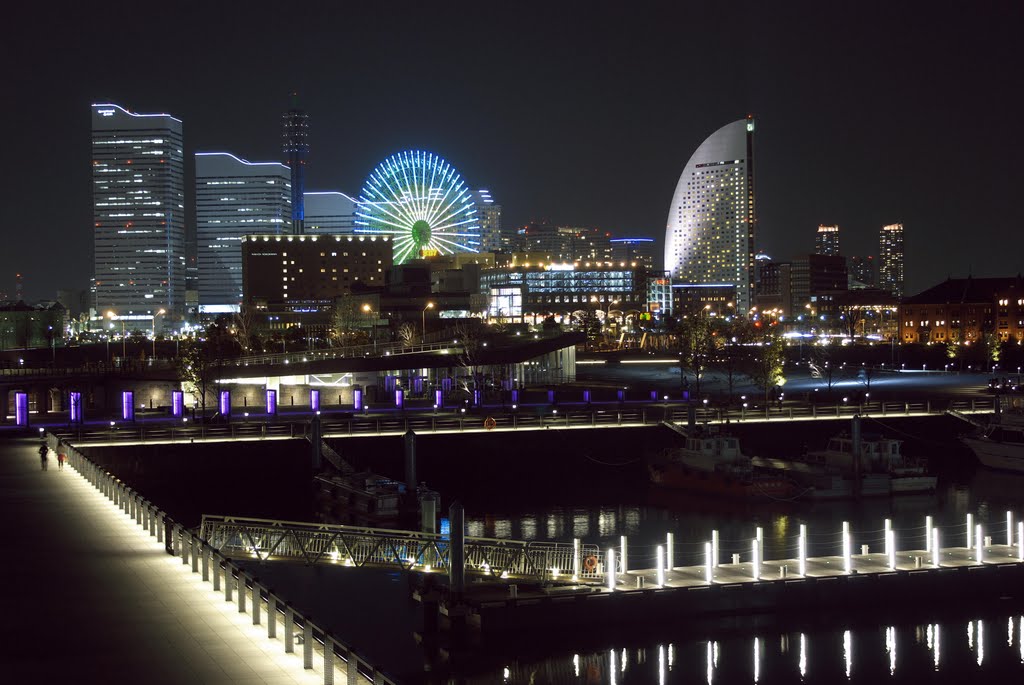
[[899, 276, 1024, 345], [0, 301, 67, 349]]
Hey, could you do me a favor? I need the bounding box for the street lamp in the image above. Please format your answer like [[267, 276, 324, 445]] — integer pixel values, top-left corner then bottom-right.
[[422, 302, 435, 341], [106, 311, 125, 359], [362, 304, 376, 352], [152, 309, 166, 358]]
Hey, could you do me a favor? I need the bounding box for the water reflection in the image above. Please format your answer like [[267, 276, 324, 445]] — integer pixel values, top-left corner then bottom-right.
[[490, 616, 1024, 683]]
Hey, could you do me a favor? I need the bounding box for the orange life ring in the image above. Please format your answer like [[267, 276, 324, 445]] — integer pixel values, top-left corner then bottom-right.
[[583, 555, 598, 572], [484, 416, 497, 430]]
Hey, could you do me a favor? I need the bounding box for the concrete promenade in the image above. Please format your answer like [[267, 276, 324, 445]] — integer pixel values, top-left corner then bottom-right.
[[0, 436, 336, 684]]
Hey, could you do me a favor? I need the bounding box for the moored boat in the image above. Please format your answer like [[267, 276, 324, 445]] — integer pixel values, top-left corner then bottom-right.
[[649, 427, 804, 500]]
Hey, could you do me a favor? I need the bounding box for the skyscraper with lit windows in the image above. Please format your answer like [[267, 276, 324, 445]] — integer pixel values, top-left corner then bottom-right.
[[664, 117, 756, 312], [91, 103, 185, 319], [194, 152, 291, 313], [473, 190, 503, 252], [815, 224, 840, 256], [879, 223, 905, 298]]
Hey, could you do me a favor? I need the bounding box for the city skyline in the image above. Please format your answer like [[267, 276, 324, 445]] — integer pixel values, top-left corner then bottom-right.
[[4, 3, 1022, 301]]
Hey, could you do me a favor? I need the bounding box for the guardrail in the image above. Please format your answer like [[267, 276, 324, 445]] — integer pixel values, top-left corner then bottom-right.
[[50, 398, 997, 445], [228, 340, 463, 369], [200, 515, 603, 582], [48, 433, 398, 685]]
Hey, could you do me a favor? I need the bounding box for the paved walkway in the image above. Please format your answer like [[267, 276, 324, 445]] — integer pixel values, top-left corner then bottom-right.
[[0, 436, 331, 684]]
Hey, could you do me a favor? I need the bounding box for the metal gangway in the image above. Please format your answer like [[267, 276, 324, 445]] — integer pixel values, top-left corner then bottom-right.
[[200, 515, 603, 582]]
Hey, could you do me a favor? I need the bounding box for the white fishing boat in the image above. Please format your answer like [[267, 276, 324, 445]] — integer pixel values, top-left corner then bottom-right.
[[959, 395, 1024, 472]]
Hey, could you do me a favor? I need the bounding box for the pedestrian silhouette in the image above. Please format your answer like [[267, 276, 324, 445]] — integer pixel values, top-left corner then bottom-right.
[[38, 442, 48, 471]]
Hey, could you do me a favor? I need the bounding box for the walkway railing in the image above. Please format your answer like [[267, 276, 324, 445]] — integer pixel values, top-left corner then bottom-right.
[[228, 339, 463, 369], [50, 398, 996, 445], [47, 433, 398, 685], [200, 515, 602, 582]]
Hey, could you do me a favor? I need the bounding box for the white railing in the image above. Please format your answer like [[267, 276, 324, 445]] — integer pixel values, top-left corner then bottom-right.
[[48, 434, 398, 685], [200, 515, 603, 581]]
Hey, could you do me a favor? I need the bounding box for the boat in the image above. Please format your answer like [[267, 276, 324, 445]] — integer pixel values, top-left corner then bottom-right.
[[750, 433, 937, 499], [959, 394, 1024, 472], [649, 426, 804, 500]]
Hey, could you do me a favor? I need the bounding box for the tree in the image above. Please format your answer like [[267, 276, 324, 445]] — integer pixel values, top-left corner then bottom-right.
[[748, 332, 786, 403], [985, 332, 1002, 368], [331, 299, 370, 348], [233, 307, 262, 354], [719, 317, 755, 400], [397, 322, 417, 345], [177, 322, 238, 418], [676, 312, 715, 396]]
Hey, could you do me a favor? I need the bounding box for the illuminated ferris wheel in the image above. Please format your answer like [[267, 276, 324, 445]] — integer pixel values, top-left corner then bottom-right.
[[354, 150, 480, 264]]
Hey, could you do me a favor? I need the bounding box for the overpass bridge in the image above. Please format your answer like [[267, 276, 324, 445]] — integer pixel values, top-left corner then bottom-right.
[[50, 397, 997, 446]]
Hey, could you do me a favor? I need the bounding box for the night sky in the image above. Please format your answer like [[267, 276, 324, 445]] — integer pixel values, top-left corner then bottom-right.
[[4, 1, 1021, 301]]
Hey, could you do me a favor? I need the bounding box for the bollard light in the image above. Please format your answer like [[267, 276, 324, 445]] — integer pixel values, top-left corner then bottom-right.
[[656, 546, 665, 586], [926, 515, 933, 553], [705, 542, 713, 583], [1018, 522, 1023, 562], [798, 524, 807, 576], [967, 513, 974, 548], [887, 529, 896, 570], [620, 535, 628, 574], [1009, 511, 1015, 548], [842, 521, 852, 574], [884, 519, 892, 559], [932, 528, 940, 567], [751, 539, 760, 581], [976, 524, 983, 563], [712, 529, 720, 568], [756, 526, 764, 559], [666, 533, 674, 572], [607, 549, 616, 591]]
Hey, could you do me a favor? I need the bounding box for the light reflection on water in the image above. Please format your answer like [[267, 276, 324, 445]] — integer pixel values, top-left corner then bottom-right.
[[490, 617, 1024, 684]]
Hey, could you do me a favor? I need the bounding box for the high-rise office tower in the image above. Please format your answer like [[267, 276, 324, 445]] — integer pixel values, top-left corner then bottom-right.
[[473, 190, 503, 252], [194, 152, 291, 313], [303, 191, 357, 234], [850, 255, 878, 288], [665, 116, 757, 312], [282, 99, 309, 235], [815, 224, 841, 256], [92, 103, 185, 319], [609, 238, 656, 270], [879, 223, 905, 298]]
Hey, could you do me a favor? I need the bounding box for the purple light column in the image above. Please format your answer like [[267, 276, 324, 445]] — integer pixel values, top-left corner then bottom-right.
[[310, 389, 320, 412], [69, 391, 82, 423], [219, 390, 231, 417], [171, 391, 184, 417], [122, 391, 134, 421], [353, 388, 363, 411], [14, 392, 28, 426], [395, 389, 404, 409], [266, 389, 277, 416]]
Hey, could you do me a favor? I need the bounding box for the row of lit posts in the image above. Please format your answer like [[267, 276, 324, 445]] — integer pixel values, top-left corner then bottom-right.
[[600, 513, 1024, 590]]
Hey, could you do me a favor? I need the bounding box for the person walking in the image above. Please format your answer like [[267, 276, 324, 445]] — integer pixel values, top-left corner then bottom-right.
[[57, 449, 66, 471], [38, 442, 48, 471]]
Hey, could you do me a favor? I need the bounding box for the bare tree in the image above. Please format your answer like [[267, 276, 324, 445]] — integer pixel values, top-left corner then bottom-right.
[[331, 298, 369, 348], [397, 322, 417, 345]]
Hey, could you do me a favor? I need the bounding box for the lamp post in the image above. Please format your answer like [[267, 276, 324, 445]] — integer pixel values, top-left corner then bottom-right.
[[106, 311, 125, 359], [152, 308, 166, 358], [422, 301, 435, 342], [362, 304, 376, 353]]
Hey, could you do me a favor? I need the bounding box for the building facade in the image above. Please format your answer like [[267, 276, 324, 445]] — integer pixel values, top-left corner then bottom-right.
[[303, 192, 357, 234], [473, 190, 503, 252], [815, 224, 841, 256], [195, 153, 291, 314], [879, 223, 905, 298], [850, 255, 878, 289], [609, 238, 656, 271], [482, 263, 648, 321], [665, 117, 756, 312], [91, 103, 186, 321], [898, 276, 1024, 345], [241, 234, 392, 329]]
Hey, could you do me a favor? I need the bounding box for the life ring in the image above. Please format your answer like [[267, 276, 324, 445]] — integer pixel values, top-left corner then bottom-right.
[[583, 555, 598, 572], [484, 416, 497, 430]]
